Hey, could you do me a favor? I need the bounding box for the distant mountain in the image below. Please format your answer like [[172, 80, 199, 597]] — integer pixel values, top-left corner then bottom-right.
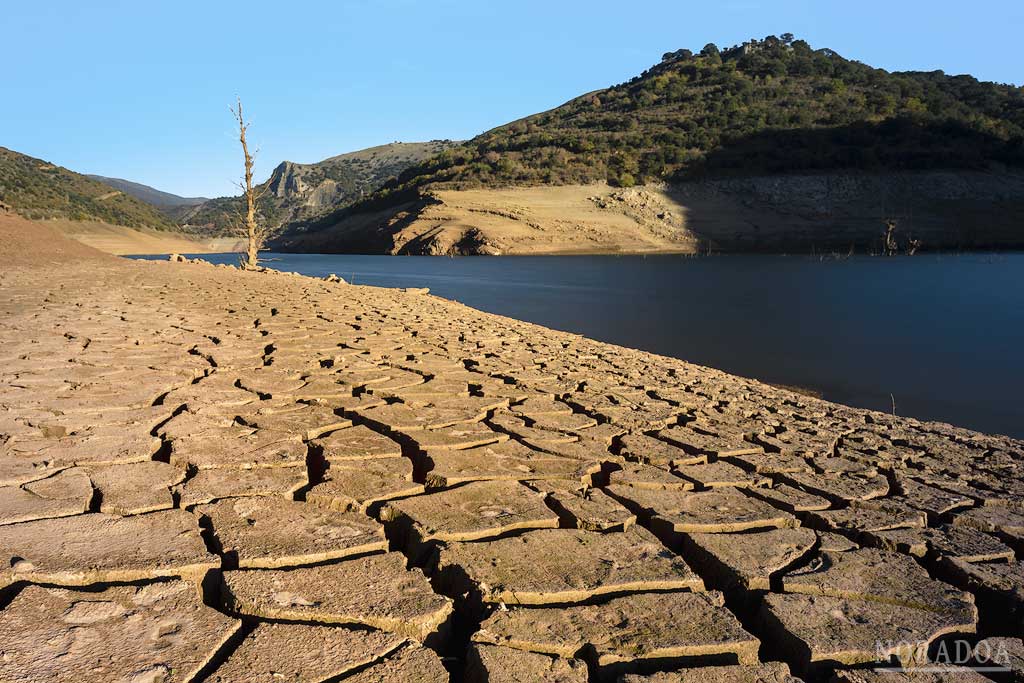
[[0, 147, 178, 231], [85, 175, 208, 210], [179, 140, 460, 236], [292, 35, 1024, 254]]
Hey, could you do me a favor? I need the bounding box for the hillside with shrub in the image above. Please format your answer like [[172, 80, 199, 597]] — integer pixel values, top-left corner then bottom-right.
[[0, 147, 178, 230], [315, 34, 1023, 220]]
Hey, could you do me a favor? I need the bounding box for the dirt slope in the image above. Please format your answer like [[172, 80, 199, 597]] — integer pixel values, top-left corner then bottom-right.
[[44, 219, 215, 255], [279, 184, 699, 255], [279, 170, 1024, 255], [0, 213, 113, 266]]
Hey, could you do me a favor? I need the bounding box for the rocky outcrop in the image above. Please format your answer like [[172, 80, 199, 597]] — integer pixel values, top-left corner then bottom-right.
[[183, 141, 460, 238]]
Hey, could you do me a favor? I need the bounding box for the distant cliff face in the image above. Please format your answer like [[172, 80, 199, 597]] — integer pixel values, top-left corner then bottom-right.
[[180, 140, 460, 237], [266, 161, 306, 199], [263, 161, 347, 214]]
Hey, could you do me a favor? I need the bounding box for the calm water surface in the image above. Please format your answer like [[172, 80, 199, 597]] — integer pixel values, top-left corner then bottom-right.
[[132, 252, 1024, 438]]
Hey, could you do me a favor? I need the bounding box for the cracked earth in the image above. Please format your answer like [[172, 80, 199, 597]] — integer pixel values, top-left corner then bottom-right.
[[1, 251, 1022, 682]]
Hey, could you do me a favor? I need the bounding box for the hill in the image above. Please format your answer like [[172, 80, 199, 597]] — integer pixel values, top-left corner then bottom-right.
[[85, 175, 208, 210], [179, 140, 460, 236], [364, 35, 1024, 192], [290, 35, 1024, 254], [0, 147, 179, 231]]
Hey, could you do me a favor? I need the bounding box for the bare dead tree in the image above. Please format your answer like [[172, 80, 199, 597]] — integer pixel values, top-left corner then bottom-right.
[[230, 98, 266, 269], [883, 219, 899, 256]]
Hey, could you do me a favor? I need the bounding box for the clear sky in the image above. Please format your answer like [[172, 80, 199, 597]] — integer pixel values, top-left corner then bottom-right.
[[3, 0, 1021, 198]]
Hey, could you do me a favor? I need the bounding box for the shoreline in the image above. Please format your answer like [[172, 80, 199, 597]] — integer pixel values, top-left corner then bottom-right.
[[124, 249, 1024, 439]]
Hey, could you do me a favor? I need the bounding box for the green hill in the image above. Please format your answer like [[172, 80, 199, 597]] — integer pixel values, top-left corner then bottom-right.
[[325, 35, 1023, 214], [0, 147, 178, 230]]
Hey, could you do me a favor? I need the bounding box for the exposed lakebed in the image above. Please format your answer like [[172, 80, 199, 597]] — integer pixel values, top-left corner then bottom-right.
[[132, 252, 1024, 438]]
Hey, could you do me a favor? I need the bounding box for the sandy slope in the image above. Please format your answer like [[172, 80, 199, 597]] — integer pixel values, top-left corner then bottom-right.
[[43, 218, 215, 255], [282, 184, 699, 255], [0, 214, 114, 266], [394, 184, 698, 255]]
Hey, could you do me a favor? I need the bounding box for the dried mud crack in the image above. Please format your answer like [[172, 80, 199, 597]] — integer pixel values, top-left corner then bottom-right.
[[0, 248, 1022, 682]]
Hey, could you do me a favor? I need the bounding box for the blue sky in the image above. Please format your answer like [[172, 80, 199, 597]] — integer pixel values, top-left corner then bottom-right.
[[3, 0, 1022, 198]]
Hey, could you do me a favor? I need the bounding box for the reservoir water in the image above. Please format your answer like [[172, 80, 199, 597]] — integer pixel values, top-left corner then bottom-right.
[[132, 252, 1024, 439]]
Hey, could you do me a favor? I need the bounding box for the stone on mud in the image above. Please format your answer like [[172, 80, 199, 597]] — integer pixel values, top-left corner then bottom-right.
[[203, 622, 405, 683], [436, 526, 703, 605], [0, 581, 240, 683], [343, 643, 450, 682], [466, 642, 589, 683], [619, 662, 801, 682], [0, 468, 92, 525], [0, 509, 218, 588], [383, 479, 559, 543], [87, 460, 185, 515], [607, 486, 796, 534], [685, 527, 818, 591], [474, 590, 759, 667], [197, 496, 386, 568], [307, 456, 422, 511], [529, 478, 637, 531], [314, 424, 404, 460], [174, 466, 308, 507], [170, 427, 307, 470], [759, 592, 977, 672], [221, 552, 453, 643]]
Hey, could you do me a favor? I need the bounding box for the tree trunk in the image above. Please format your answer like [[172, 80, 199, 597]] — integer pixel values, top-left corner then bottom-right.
[[233, 98, 262, 270]]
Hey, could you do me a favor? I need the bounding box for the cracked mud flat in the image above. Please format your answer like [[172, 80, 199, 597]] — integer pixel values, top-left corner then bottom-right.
[[1, 233, 1023, 682]]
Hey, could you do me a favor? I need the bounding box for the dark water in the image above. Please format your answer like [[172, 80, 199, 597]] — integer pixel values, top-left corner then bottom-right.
[[131, 252, 1024, 439]]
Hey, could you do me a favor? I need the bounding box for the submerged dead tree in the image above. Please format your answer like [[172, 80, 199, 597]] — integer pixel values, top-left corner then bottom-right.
[[883, 219, 899, 256], [231, 98, 266, 269], [882, 218, 922, 256]]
